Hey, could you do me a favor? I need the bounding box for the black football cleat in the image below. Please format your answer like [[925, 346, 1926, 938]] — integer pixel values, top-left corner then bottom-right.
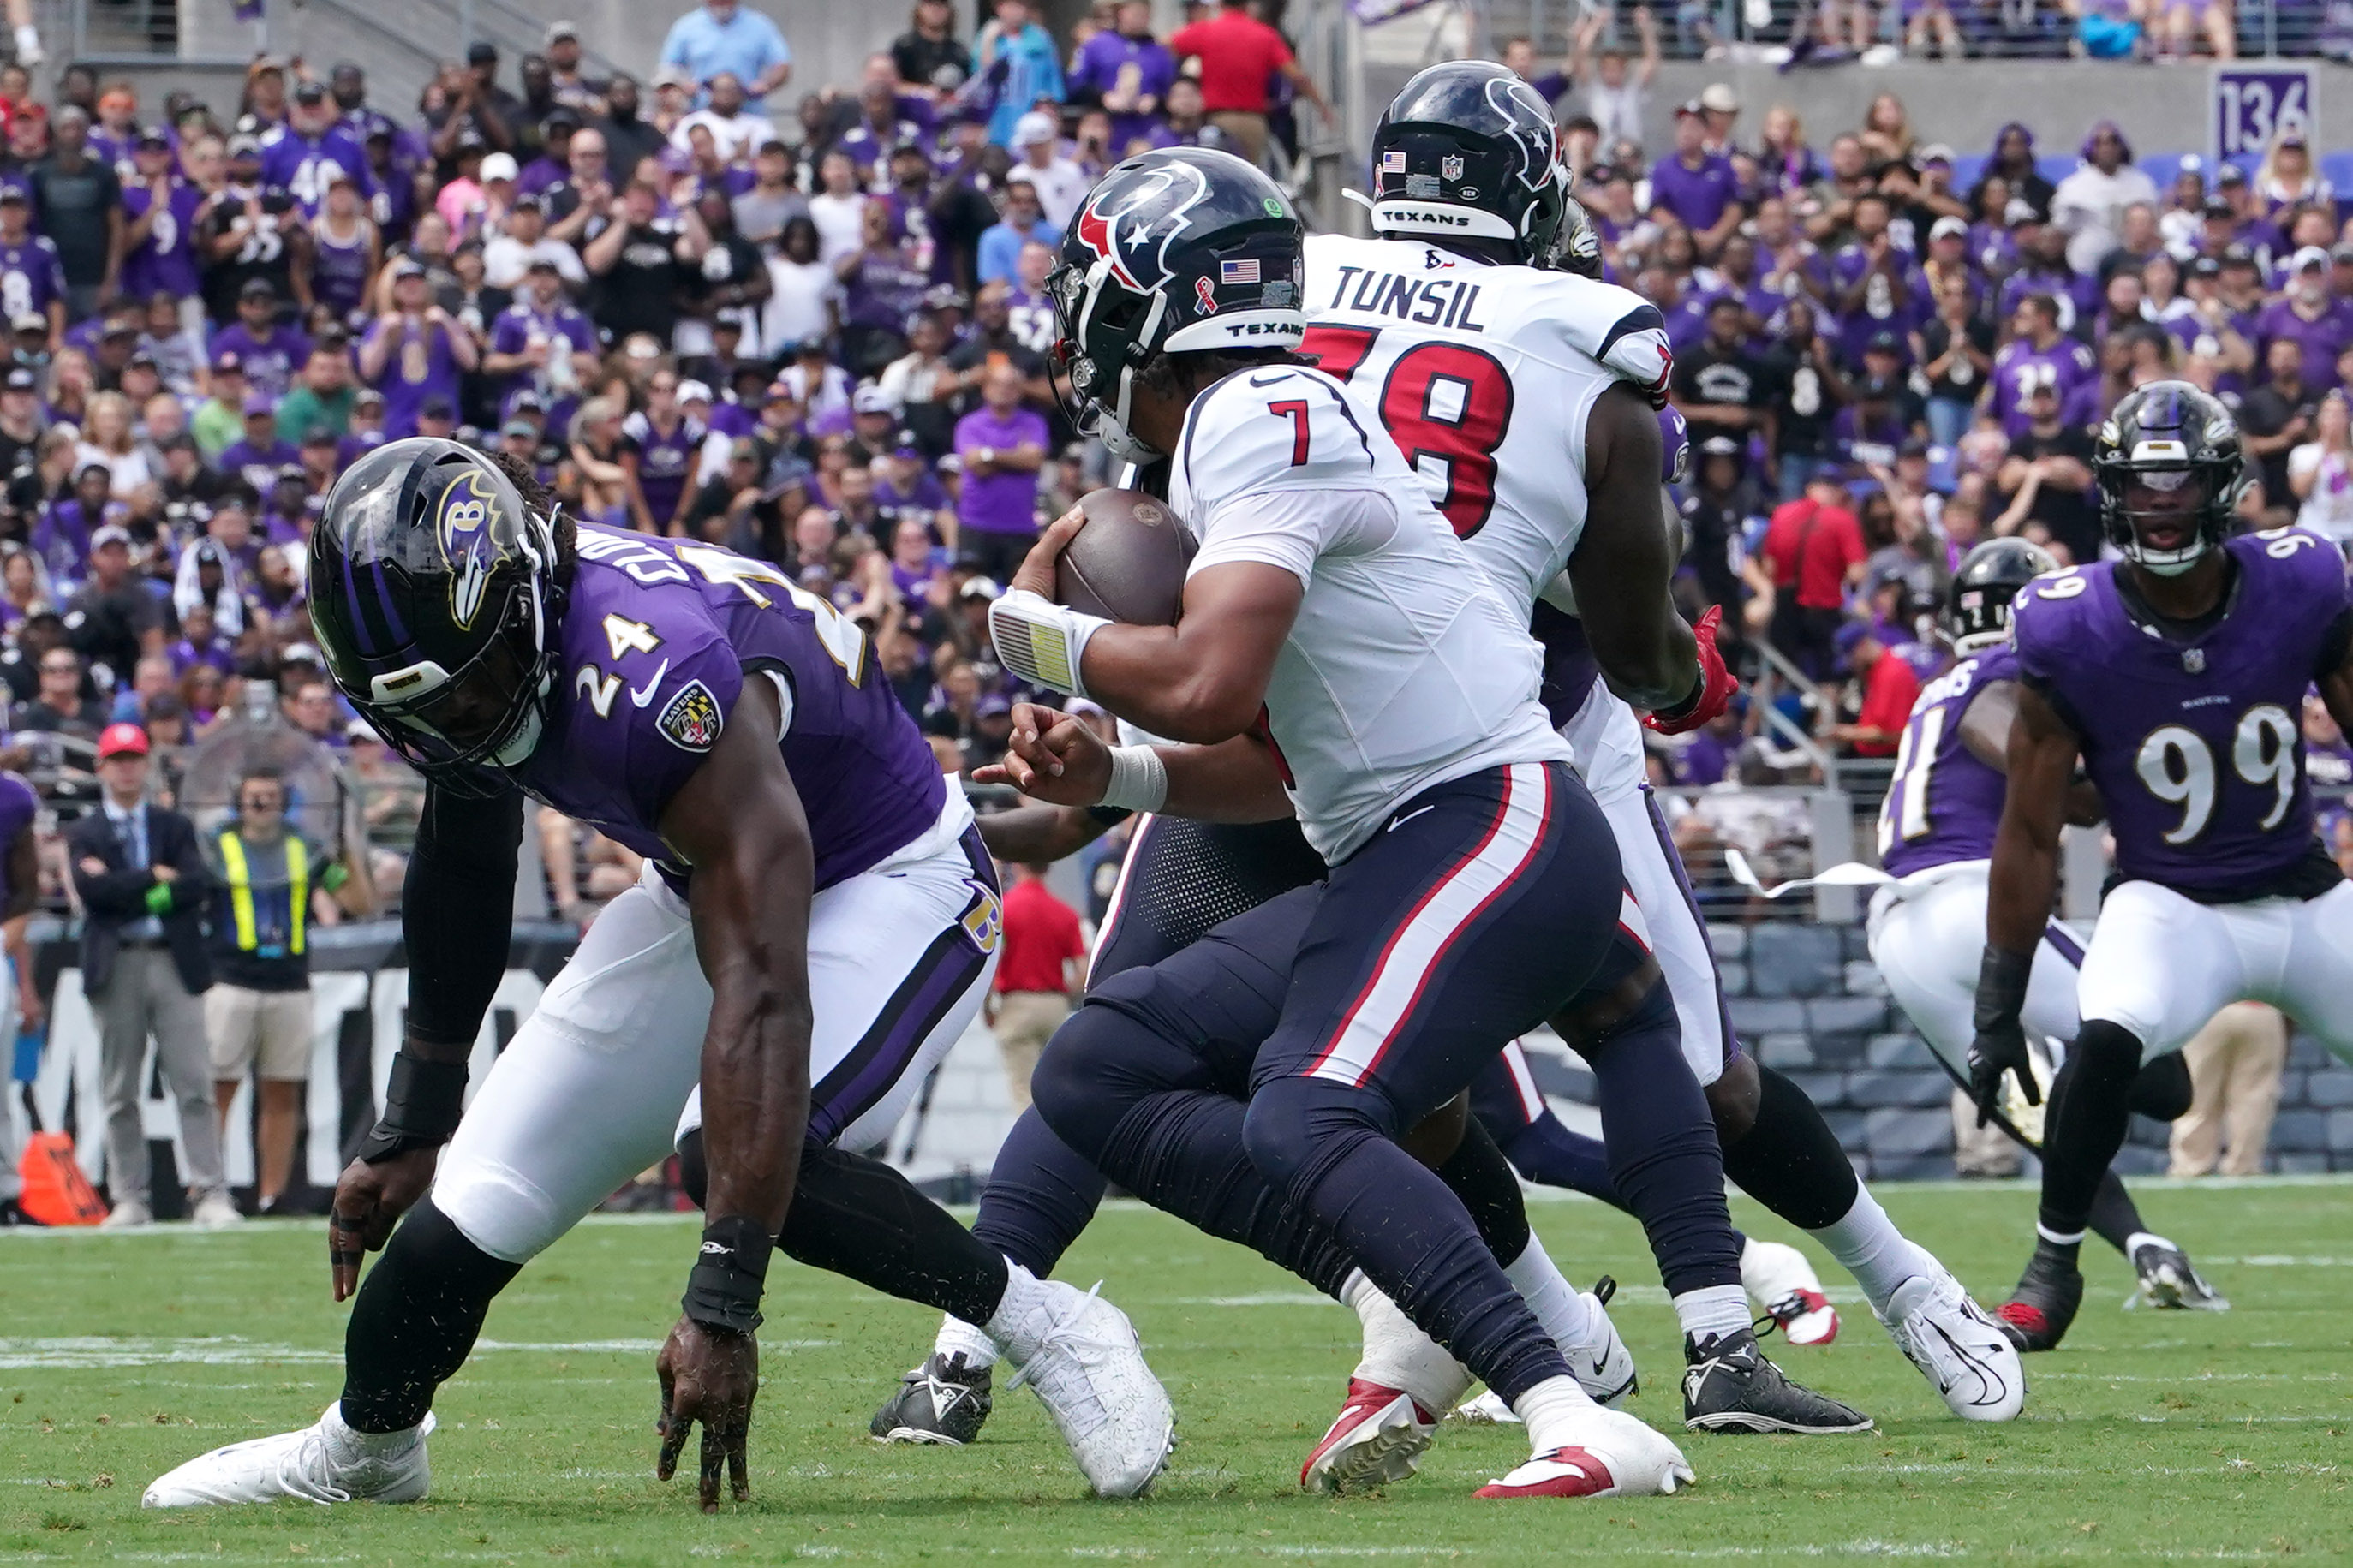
[[1681, 1327, 1873, 1434], [869, 1351, 994, 1446], [0, 1197, 44, 1226], [1994, 1243, 2085, 1352], [2129, 1237, 2229, 1313]]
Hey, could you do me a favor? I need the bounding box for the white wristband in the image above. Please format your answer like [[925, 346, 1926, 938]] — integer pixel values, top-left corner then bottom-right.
[[988, 587, 1109, 699], [1098, 744, 1168, 814]]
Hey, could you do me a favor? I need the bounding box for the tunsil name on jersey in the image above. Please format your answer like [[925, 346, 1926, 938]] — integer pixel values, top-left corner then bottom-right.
[[1323, 265, 1490, 333]]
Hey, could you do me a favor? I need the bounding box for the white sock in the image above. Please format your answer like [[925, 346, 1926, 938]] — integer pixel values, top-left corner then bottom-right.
[[1339, 1268, 1377, 1314], [982, 1259, 1058, 1362], [1811, 1186, 1944, 1315], [1670, 1284, 1750, 1344], [2123, 1231, 2174, 1258], [1503, 1237, 1597, 1352], [933, 1313, 1000, 1372], [325, 1402, 421, 1458], [1510, 1373, 1597, 1454]]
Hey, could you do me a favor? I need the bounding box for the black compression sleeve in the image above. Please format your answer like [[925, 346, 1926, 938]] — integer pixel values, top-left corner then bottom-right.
[[403, 783, 524, 1046]]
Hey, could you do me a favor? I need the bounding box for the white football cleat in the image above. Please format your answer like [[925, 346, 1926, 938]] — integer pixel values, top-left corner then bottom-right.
[[1875, 1273, 2025, 1423], [1742, 1237, 1840, 1346], [144, 1404, 433, 1507], [1474, 1406, 1693, 1499], [998, 1276, 1174, 1499], [1563, 1277, 1638, 1407], [1301, 1380, 1436, 1493], [1450, 1388, 1520, 1424]]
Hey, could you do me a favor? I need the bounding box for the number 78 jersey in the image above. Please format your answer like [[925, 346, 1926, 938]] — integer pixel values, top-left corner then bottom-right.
[[1299, 232, 1672, 614], [2010, 528, 2353, 901]]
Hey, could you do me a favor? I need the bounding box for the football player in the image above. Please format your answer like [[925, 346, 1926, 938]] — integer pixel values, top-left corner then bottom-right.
[[1301, 61, 2020, 1422], [143, 443, 1174, 1511], [1976, 381, 2353, 1350], [986, 145, 1699, 1500], [1869, 539, 2222, 1316]]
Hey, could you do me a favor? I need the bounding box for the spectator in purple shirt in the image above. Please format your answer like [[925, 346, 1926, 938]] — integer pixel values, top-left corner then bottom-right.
[[166, 599, 238, 678], [951, 362, 1048, 581], [1647, 101, 1741, 259], [2255, 247, 2353, 395], [1992, 294, 2100, 438], [481, 259, 600, 427], [218, 396, 302, 497], [360, 259, 479, 438], [207, 279, 312, 400], [1830, 193, 1924, 367], [33, 462, 109, 587], [119, 128, 206, 315], [517, 109, 579, 199], [258, 80, 376, 218], [1069, 1, 1177, 156], [0, 188, 66, 346]]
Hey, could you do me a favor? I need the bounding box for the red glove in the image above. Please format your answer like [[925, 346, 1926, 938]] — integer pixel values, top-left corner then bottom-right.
[[1643, 605, 1737, 736]]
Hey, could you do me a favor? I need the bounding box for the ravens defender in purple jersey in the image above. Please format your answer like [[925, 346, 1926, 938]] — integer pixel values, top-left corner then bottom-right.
[[1975, 381, 2353, 1350], [144, 440, 1175, 1513], [1869, 540, 2219, 1315]]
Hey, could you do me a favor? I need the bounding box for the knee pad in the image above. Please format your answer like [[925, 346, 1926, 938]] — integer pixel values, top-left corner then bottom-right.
[[2127, 1050, 2193, 1122], [1240, 1075, 1388, 1191], [1705, 1052, 1762, 1148]]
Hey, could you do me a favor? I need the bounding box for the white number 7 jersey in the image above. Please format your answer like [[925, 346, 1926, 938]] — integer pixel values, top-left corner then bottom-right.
[[1299, 232, 1672, 620]]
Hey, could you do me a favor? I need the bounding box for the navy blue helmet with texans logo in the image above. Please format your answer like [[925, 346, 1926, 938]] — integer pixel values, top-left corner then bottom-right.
[[1369, 60, 1573, 266], [310, 438, 565, 789], [1050, 146, 1305, 462]]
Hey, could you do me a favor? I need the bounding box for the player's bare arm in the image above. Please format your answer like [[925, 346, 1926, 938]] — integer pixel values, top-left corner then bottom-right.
[[979, 701, 1293, 822], [651, 674, 816, 1512], [1569, 384, 1722, 722], [1971, 681, 2081, 1118], [1957, 680, 2104, 826], [330, 784, 523, 1302], [975, 801, 1117, 865]]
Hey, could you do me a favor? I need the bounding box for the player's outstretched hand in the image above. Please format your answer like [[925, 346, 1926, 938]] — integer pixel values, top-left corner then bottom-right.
[[656, 1315, 759, 1512], [1009, 504, 1089, 600], [1966, 1019, 2038, 1128], [328, 1147, 438, 1302], [974, 701, 1114, 806]]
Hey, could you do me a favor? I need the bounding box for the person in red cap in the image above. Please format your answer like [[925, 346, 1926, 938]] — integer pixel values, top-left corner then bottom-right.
[[67, 721, 230, 1229]]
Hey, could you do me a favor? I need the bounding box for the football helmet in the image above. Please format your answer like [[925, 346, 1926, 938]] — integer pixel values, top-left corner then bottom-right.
[[1049, 146, 1305, 463], [2092, 380, 2243, 576], [1367, 60, 1573, 266], [309, 438, 564, 788], [1946, 537, 2057, 653]]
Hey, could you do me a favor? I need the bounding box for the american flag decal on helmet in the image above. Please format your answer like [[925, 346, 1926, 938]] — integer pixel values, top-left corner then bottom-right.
[[1380, 151, 1406, 172], [1221, 259, 1260, 284]]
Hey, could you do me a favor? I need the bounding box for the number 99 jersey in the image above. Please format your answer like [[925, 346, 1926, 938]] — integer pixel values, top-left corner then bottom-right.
[[2011, 527, 2353, 902], [1299, 232, 1672, 616]]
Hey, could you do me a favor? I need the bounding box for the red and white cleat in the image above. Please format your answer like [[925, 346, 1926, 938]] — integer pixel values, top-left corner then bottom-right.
[[1743, 1238, 1841, 1346], [1300, 1379, 1437, 1495], [1474, 1408, 1693, 1499]]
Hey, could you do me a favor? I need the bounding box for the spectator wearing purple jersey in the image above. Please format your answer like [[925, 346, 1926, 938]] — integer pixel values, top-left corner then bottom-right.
[[1069, 1, 1176, 157], [1989, 294, 2097, 441], [1829, 375, 1917, 471], [1997, 214, 2093, 334], [33, 462, 109, 588], [2254, 247, 2353, 395], [358, 260, 479, 438], [951, 361, 1047, 581], [0, 188, 65, 348], [836, 200, 929, 376], [119, 128, 205, 321], [207, 279, 312, 400], [218, 396, 302, 498], [619, 368, 706, 534], [1648, 102, 1741, 259], [259, 80, 376, 219], [167, 599, 237, 679], [1830, 192, 1924, 367], [481, 258, 599, 426], [302, 170, 381, 328], [517, 108, 579, 200]]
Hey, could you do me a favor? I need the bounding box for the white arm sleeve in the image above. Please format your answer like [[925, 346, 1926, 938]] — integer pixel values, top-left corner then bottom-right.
[[1190, 487, 1400, 590]]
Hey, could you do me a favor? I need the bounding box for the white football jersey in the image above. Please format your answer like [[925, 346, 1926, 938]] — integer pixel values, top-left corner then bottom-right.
[[1300, 232, 1672, 619], [1167, 361, 1572, 862]]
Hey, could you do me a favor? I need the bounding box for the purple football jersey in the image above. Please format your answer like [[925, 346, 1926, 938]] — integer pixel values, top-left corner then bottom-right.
[[0, 237, 65, 319], [2013, 528, 2353, 898], [121, 179, 207, 301], [1878, 646, 2017, 877], [0, 771, 35, 909], [511, 523, 948, 892]]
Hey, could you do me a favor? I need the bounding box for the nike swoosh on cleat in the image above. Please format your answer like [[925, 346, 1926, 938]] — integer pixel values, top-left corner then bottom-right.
[[628, 659, 671, 706]]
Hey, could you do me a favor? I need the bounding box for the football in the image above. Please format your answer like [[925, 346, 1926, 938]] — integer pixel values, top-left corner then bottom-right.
[[1055, 487, 1196, 626]]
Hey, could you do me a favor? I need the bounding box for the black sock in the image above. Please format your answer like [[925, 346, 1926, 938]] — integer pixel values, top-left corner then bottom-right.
[[2084, 1169, 2148, 1256], [340, 1199, 522, 1434], [1435, 1118, 1532, 1265], [779, 1144, 1011, 1327], [1720, 1062, 1861, 1231], [1586, 981, 1743, 1295], [970, 1106, 1108, 1279], [2037, 1020, 2144, 1243]]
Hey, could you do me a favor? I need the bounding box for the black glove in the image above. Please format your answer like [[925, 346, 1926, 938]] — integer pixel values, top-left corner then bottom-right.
[[1967, 946, 2038, 1128]]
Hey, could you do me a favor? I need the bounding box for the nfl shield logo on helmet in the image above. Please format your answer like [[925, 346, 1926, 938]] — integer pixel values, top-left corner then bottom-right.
[[656, 679, 725, 752], [1441, 154, 1466, 182]]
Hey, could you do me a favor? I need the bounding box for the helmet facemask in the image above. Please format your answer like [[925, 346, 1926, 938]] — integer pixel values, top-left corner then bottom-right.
[[2104, 462, 2229, 577]]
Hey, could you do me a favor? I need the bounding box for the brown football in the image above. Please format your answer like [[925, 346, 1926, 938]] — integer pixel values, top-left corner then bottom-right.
[[1055, 487, 1195, 625]]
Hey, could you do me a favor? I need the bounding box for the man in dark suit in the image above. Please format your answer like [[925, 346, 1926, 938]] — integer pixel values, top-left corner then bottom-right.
[[69, 723, 228, 1228]]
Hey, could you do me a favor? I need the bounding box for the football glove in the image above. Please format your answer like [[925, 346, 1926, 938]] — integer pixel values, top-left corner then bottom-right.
[[1643, 605, 1737, 736], [1968, 946, 2039, 1127]]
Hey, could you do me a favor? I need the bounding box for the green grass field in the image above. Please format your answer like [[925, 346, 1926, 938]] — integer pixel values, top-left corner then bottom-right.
[[3, 1180, 2350, 1564]]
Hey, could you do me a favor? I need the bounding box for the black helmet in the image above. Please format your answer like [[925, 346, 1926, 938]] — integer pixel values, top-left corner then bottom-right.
[[1050, 146, 1305, 462], [1946, 537, 2057, 653], [309, 438, 564, 787], [2093, 379, 2243, 576], [1368, 60, 1571, 265]]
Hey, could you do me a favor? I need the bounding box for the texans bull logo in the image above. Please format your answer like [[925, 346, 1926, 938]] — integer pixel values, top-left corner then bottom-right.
[[439, 469, 505, 631], [1481, 72, 1567, 196], [1072, 159, 1215, 295]]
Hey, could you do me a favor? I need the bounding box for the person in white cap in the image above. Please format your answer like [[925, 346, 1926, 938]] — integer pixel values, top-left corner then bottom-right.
[[1009, 110, 1088, 231]]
